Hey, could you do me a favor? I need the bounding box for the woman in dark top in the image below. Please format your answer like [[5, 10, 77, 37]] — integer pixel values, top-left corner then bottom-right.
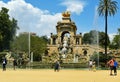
[[54, 60, 60, 72], [13, 58, 17, 70]]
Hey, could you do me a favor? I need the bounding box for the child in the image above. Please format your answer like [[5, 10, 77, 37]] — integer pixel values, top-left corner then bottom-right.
[[89, 60, 93, 71], [92, 61, 96, 72]]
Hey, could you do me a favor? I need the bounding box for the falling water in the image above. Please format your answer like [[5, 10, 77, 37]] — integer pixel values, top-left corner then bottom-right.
[[61, 35, 68, 58], [92, 6, 99, 68]]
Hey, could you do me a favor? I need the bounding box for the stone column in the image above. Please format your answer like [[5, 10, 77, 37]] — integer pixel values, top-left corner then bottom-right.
[[57, 36, 60, 44], [73, 36, 76, 45], [50, 37, 53, 45], [70, 36, 73, 44], [56, 37, 58, 44], [50, 33, 53, 45], [79, 33, 82, 45], [79, 37, 82, 45]]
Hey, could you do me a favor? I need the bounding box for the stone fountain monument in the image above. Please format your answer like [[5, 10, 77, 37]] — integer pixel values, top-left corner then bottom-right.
[[47, 11, 103, 63]]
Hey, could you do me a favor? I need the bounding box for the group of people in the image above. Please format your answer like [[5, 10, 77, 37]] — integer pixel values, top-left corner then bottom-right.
[[107, 57, 118, 76], [2, 57, 119, 76], [89, 58, 119, 76], [2, 57, 17, 71], [2, 57, 61, 72]]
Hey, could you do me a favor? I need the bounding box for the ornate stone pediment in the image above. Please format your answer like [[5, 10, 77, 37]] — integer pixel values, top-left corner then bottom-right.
[[62, 11, 70, 17]]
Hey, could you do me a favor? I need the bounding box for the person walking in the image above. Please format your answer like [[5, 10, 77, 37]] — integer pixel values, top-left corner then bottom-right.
[[107, 58, 114, 75], [2, 57, 7, 71], [89, 60, 93, 71]]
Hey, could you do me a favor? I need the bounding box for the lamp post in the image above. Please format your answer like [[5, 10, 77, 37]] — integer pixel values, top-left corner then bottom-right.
[[31, 52, 33, 62], [28, 32, 31, 68], [96, 30, 99, 69]]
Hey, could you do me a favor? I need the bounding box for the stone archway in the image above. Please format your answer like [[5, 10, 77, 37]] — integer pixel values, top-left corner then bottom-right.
[[83, 50, 87, 56], [61, 31, 70, 43]]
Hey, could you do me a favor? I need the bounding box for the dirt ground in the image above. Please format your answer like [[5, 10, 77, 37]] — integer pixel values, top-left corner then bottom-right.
[[0, 68, 120, 82]]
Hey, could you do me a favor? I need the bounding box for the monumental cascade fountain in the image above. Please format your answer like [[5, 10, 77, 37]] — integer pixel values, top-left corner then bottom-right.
[[46, 11, 104, 63]]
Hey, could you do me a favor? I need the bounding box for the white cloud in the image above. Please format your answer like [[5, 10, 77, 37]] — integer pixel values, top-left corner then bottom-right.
[[109, 33, 116, 42], [61, 0, 85, 15], [0, 0, 62, 36]]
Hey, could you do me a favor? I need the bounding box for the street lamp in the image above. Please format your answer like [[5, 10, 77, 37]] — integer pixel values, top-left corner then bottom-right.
[[29, 32, 30, 61], [28, 32, 31, 68]]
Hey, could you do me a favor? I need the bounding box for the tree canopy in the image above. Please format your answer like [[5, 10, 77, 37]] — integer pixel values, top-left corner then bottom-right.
[[109, 28, 120, 49], [10, 33, 49, 61], [0, 7, 19, 51], [82, 30, 110, 47]]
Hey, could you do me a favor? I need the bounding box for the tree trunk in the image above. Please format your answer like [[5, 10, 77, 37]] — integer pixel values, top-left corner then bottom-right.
[[105, 8, 108, 63]]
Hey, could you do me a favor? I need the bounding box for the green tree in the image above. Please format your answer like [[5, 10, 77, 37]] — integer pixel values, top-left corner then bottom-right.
[[97, 0, 118, 57], [91, 52, 112, 67], [11, 33, 48, 61], [82, 30, 110, 47], [82, 33, 91, 44], [31, 35, 48, 61], [110, 28, 120, 49], [0, 7, 19, 51], [118, 28, 120, 35], [82, 30, 98, 44], [99, 32, 110, 47], [90, 30, 98, 45], [10, 33, 29, 52], [11, 18, 19, 40]]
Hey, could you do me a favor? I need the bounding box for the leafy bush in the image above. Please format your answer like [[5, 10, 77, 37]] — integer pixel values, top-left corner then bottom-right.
[[29, 62, 88, 69], [90, 52, 113, 67]]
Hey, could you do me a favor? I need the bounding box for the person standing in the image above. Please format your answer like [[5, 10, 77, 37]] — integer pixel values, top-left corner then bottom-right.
[[113, 59, 118, 76], [107, 58, 114, 75], [13, 58, 17, 70], [2, 57, 7, 71], [89, 60, 93, 71], [54, 60, 60, 72], [92, 61, 96, 72]]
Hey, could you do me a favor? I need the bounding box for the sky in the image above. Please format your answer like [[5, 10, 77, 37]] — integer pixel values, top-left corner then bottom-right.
[[0, 0, 120, 40]]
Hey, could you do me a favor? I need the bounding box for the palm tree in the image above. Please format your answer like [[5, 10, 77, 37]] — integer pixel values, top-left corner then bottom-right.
[[97, 0, 118, 58], [118, 28, 120, 35], [117, 28, 120, 49]]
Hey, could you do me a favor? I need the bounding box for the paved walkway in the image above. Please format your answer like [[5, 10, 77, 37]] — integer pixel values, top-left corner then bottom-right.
[[0, 69, 120, 82]]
